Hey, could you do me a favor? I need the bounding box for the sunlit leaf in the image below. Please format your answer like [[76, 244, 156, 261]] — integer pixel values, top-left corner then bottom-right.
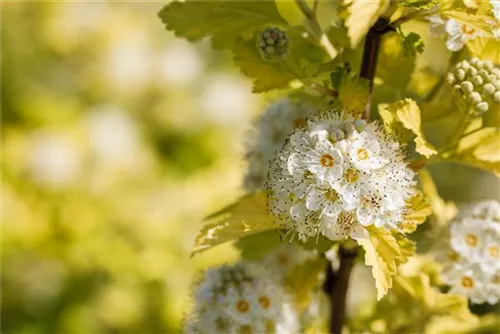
[[339, 0, 389, 48], [380, 99, 438, 157], [418, 169, 457, 225], [158, 0, 287, 49], [466, 37, 500, 63], [400, 191, 432, 233], [193, 193, 277, 255], [357, 226, 414, 300], [454, 127, 500, 176]]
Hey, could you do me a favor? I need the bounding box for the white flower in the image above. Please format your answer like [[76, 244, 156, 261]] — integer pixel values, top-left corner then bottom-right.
[[440, 200, 500, 304], [266, 109, 416, 242], [442, 260, 489, 304], [427, 14, 447, 38], [244, 99, 315, 191], [185, 262, 298, 334], [445, 19, 482, 52]]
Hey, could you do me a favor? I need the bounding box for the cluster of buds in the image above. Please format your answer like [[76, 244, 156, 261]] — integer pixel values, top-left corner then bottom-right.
[[447, 57, 500, 115], [256, 27, 288, 62]]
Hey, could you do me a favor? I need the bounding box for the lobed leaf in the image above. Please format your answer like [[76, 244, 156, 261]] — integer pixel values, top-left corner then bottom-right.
[[357, 226, 414, 300], [158, 0, 286, 49], [454, 127, 500, 176], [381, 99, 438, 157], [400, 191, 432, 233], [284, 257, 326, 311], [339, 0, 390, 48], [192, 193, 278, 255]]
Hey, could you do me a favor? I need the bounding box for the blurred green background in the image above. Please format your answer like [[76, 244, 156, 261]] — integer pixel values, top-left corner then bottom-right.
[[2, 2, 499, 334], [1, 2, 270, 333]]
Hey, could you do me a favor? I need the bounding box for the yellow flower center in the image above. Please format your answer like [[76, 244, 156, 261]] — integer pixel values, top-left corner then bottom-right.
[[265, 321, 276, 334], [357, 148, 369, 160], [448, 250, 460, 262], [344, 168, 359, 183], [489, 246, 499, 258], [461, 276, 474, 288], [325, 189, 339, 202], [461, 24, 476, 36], [258, 296, 271, 309], [239, 325, 252, 334], [320, 154, 335, 167], [465, 233, 478, 247], [236, 299, 249, 313]]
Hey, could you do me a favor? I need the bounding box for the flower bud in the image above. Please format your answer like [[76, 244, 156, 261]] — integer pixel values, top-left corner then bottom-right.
[[353, 119, 368, 132], [483, 60, 494, 71], [456, 69, 466, 80], [468, 92, 482, 104], [461, 81, 474, 93], [330, 128, 345, 142], [472, 75, 483, 86], [494, 91, 500, 104], [468, 67, 478, 76], [475, 101, 489, 114], [256, 27, 288, 62], [478, 69, 489, 78], [447, 73, 456, 85], [342, 121, 356, 136], [483, 83, 495, 95]]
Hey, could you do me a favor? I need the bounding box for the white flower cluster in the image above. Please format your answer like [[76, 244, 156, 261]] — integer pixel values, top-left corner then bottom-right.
[[427, 15, 484, 52], [184, 262, 298, 334], [266, 110, 416, 243], [441, 200, 500, 304], [447, 57, 500, 114], [260, 244, 316, 281], [244, 99, 315, 192]]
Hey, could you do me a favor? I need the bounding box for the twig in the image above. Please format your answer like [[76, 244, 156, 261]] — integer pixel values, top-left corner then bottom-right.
[[360, 18, 394, 118], [327, 245, 358, 334], [390, 8, 437, 29], [295, 0, 338, 60]]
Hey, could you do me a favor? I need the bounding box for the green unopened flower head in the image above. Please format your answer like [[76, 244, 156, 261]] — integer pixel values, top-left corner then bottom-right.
[[447, 58, 500, 115], [256, 27, 288, 62]]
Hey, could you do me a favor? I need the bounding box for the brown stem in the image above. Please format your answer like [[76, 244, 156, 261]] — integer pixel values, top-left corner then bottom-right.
[[360, 18, 394, 119], [325, 246, 358, 334]]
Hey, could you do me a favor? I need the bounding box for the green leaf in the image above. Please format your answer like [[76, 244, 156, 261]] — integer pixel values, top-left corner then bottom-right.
[[192, 193, 278, 255], [399, 31, 425, 60], [339, 0, 389, 48], [357, 227, 414, 300], [158, 0, 286, 49], [454, 127, 500, 176], [235, 230, 283, 261], [380, 99, 438, 157], [232, 37, 299, 92], [398, 0, 440, 10]]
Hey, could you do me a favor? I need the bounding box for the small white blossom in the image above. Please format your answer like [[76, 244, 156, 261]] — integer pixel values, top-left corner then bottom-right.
[[441, 200, 500, 304], [184, 262, 298, 334], [266, 109, 416, 243], [426, 14, 484, 52], [244, 99, 315, 192]]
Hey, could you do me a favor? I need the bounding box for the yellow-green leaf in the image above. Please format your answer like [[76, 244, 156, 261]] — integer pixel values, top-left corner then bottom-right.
[[193, 193, 277, 255], [339, 0, 389, 48], [455, 127, 500, 176], [419, 169, 457, 225], [400, 191, 432, 233], [232, 38, 300, 93], [466, 37, 500, 63], [357, 226, 411, 300], [383, 99, 438, 157]]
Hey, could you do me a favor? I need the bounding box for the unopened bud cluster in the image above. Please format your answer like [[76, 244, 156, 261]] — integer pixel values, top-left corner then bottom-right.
[[256, 27, 288, 62], [184, 262, 297, 334], [447, 58, 500, 115]]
